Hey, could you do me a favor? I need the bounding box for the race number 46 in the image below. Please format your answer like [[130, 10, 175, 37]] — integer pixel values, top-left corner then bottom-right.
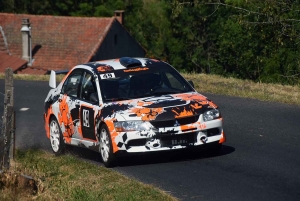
[[100, 73, 115, 79]]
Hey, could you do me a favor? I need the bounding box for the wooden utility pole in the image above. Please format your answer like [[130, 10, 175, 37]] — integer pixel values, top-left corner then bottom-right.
[[5, 67, 13, 106], [2, 105, 13, 169], [1, 68, 14, 170]]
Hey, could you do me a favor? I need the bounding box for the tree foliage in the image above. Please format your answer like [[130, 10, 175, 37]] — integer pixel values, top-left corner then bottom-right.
[[1, 0, 300, 84]]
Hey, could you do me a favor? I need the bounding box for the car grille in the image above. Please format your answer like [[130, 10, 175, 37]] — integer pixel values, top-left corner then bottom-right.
[[150, 114, 200, 128], [207, 128, 220, 137]]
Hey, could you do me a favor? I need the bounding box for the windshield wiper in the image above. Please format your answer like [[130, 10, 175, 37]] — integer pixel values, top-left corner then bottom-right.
[[151, 88, 181, 96], [105, 97, 130, 101]]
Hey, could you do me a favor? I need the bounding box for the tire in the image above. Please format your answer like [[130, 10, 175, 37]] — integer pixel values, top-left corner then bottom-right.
[[49, 117, 65, 155], [99, 124, 116, 167]]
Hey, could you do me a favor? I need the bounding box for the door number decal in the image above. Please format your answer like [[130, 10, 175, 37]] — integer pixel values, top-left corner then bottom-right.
[[83, 109, 90, 127]]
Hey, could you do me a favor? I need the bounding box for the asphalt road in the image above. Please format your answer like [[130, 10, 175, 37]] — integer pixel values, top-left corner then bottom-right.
[[1, 79, 300, 201]]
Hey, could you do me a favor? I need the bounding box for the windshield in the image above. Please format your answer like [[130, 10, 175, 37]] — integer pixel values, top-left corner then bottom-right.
[[99, 63, 194, 102]]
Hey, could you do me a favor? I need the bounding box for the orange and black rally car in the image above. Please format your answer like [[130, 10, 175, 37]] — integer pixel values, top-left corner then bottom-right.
[[44, 57, 225, 167]]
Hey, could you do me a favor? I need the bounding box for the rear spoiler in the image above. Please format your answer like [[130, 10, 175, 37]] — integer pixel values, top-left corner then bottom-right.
[[49, 69, 69, 88], [49, 70, 56, 88], [54, 69, 69, 75], [47, 69, 69, 75]]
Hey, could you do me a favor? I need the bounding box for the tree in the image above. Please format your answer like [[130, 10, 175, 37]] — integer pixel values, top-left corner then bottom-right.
[[164, 0, 300, 84], [125, 0, 171, 60]]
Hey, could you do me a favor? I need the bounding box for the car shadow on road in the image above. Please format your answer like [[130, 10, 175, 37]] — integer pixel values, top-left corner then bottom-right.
[[65, 144, 235, 167]]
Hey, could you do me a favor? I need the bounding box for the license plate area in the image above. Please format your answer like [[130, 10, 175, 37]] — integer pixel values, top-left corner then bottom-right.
[[160, 133, 196, 147]]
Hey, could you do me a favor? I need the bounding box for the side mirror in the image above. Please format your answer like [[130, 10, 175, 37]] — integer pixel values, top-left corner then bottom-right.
[[49, 70, 56, 88], [90, 93, 99, 104], [188, 80, 194, 88]]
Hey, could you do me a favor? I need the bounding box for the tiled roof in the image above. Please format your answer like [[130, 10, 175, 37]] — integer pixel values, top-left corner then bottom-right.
[[0, 51, 27, 73], [0, 13, 115, 74]]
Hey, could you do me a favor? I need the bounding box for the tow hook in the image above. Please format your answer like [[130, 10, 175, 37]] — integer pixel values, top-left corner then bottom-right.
[[200, 135, 208, 143]]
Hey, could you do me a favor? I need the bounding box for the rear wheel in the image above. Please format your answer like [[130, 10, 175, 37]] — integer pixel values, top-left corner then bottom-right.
[[49, 117, 65, 155], [99, 124, 116, 167]]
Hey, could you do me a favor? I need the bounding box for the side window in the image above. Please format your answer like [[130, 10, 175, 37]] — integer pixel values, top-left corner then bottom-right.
[[61, 70, 83, 97], [80, 72, 97, 102]]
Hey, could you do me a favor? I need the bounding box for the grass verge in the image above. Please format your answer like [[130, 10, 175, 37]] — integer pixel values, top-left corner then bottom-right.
[[1, 149, 177, 201], [183, 73, 300, 105]]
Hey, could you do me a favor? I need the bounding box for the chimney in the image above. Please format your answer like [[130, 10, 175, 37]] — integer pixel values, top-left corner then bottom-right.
[[114, 10, 125, 25], [20, 18, 32, 65]]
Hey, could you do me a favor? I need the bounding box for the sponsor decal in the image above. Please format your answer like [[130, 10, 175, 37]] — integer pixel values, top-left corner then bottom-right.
[[123, 67, 149, 72], [97, 65, 114, 72]]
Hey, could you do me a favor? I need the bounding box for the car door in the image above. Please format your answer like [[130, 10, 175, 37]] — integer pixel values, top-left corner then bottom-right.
[[77, 70, 99, 141]]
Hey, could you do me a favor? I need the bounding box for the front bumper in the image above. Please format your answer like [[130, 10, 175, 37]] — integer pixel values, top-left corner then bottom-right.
[[114, 118, 224, 153]]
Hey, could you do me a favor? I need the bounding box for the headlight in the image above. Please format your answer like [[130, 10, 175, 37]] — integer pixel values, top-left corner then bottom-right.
[[114, 121, 152, 132], [203, 109, 220, 122]]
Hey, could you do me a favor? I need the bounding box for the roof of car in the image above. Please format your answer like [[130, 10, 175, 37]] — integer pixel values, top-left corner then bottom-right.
[[82, 57, 164, 72]]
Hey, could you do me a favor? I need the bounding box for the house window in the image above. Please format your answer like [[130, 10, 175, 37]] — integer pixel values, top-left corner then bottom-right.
[[114, 34, 118, 45]]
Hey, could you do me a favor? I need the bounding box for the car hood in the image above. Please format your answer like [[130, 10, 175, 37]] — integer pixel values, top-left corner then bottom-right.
[[100, 92, 218, 122]]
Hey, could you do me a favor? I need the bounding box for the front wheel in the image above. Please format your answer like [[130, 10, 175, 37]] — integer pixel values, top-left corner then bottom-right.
[[99, 124, 116, 167], [49, 117, 65, 155]]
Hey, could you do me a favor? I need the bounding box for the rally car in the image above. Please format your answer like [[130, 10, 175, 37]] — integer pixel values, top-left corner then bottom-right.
[[44, 57, 225, 167]]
